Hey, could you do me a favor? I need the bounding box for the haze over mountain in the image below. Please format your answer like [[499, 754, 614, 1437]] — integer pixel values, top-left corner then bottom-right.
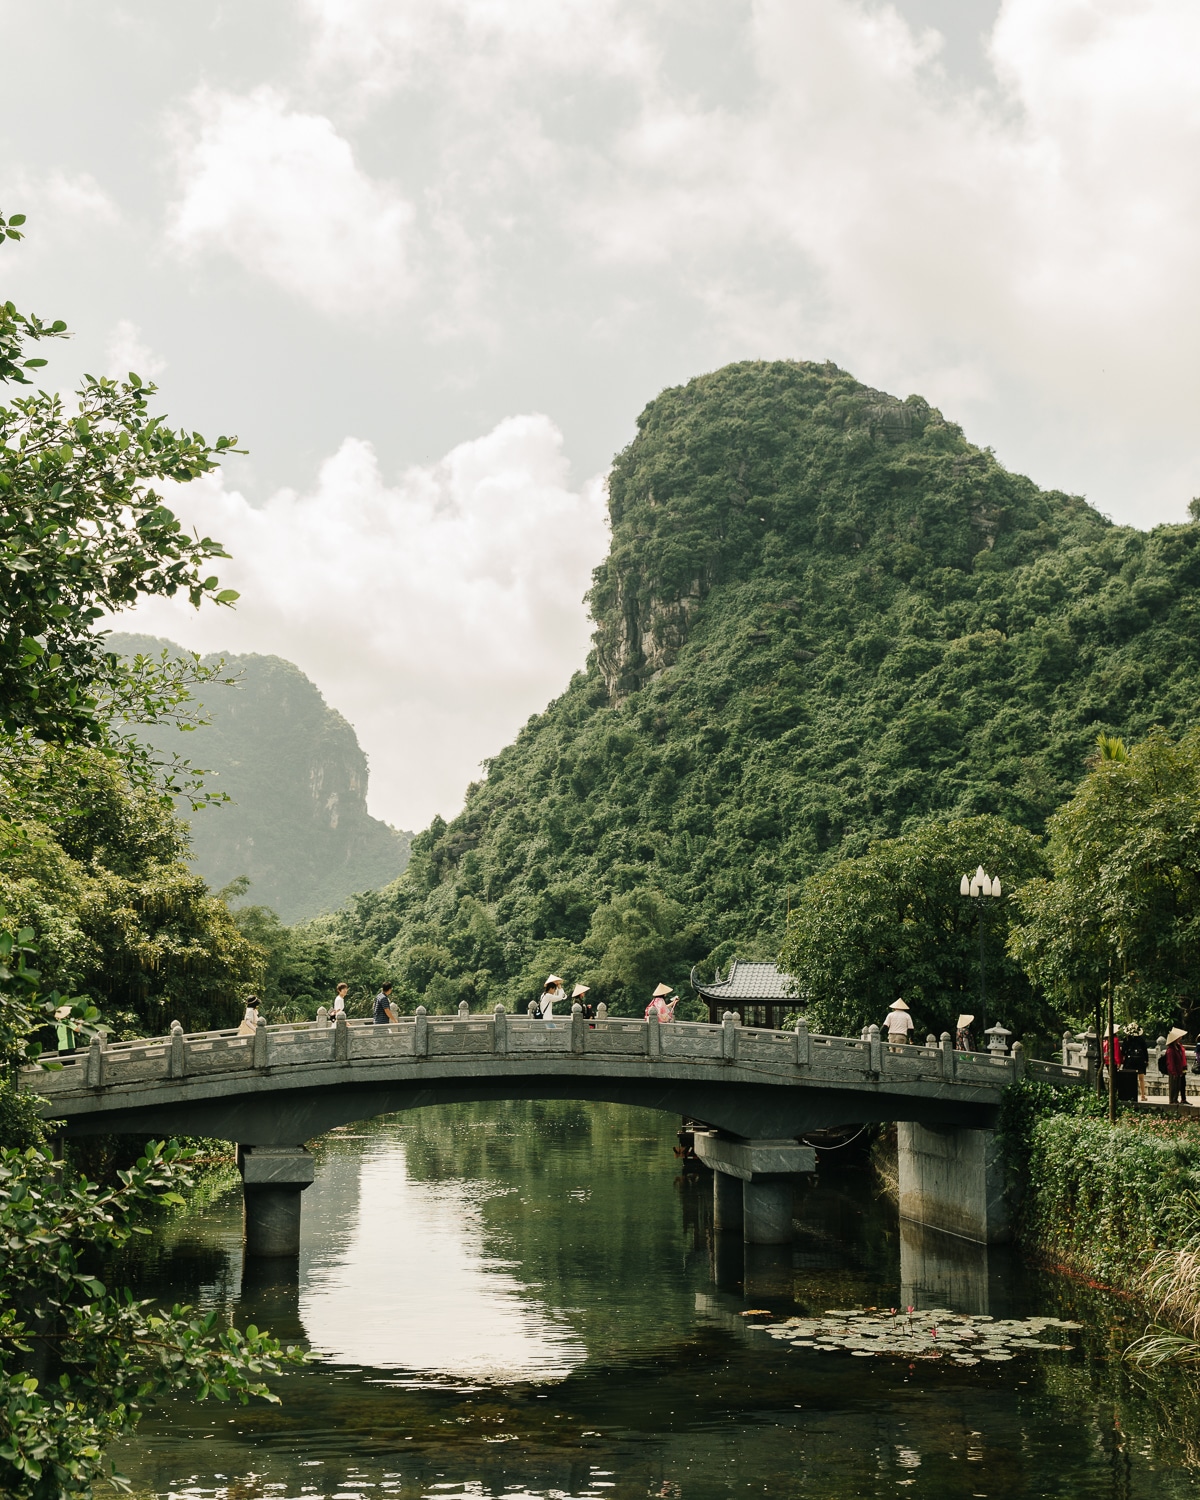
[[108, 636, 411, 923], [315, 360, 1200, 1015]]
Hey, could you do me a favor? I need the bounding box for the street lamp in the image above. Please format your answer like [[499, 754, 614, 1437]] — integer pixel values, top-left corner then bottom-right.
[[959, 865, 1001, 1034]]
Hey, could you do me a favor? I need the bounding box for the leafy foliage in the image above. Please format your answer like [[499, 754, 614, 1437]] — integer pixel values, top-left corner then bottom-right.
[[0, 746, 261, 1038], [778, 815, 1051, 1042], [0, 210, 239, 799], [322, 360, 1200, 1014], [1008, 726, 1200, 1036], [0, 1137, 302, 1498]]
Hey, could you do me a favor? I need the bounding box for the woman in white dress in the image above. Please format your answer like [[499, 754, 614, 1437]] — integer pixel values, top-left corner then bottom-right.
[[237, 995, 261, 1035]]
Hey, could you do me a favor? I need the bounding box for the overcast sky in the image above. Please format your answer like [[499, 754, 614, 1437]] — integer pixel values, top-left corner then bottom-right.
[[3, 0, 1198, 831]]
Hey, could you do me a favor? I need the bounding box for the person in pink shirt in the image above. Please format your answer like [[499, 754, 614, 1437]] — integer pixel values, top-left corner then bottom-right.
[[645, 983, 679, 1023]]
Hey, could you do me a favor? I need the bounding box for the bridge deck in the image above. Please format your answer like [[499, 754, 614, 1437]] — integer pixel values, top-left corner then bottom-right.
[[23, 1012, 1085, 1145]]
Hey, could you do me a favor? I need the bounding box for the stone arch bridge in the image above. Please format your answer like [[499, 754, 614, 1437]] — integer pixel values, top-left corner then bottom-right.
[[26, 1007, 1085, 1254]]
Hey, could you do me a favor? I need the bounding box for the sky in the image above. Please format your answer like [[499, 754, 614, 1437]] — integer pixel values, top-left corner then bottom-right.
[[3, 0, 1199, 831]]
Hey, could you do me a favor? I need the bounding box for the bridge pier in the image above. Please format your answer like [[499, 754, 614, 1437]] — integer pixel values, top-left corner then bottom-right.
[[896, 1122, 1010, 1244], [694, 1133, 815, 1245], [239, 1145, 315, 1257]]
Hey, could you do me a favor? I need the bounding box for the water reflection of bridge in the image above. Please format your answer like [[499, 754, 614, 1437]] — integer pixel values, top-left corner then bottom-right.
[[28, 1007, 1085, 1256]]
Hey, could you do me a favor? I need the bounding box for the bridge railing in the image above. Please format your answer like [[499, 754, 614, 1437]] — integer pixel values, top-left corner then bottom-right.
[[21, 1009, 1086, 1098]]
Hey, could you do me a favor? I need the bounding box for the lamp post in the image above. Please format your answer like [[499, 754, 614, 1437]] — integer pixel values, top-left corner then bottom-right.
[[959, 865, 1001, 1036]]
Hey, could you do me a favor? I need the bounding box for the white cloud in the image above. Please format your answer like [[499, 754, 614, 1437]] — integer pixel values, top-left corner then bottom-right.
[[166, 86, 415, 315], [117, 415, 609, 830], [104, 320, 166, 381]]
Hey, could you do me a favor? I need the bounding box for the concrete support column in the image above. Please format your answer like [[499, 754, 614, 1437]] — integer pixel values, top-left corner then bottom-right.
[[713, 1167, 744, 1231], [694, 1133, 814, 1245], [742, 1178, 794, 1245], [896, 1121, 1010, 1245], [240, 1145, 316, 1258]]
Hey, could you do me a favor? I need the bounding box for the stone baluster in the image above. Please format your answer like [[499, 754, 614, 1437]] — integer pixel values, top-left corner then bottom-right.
[[1011, 1039, 1026, 1082], [492, 1002, 507, 1056], [793, 1016, 810, 1067], [414, 1005, 428, 1058], [925, 1033, 937, 1049], [86, 1031, 106, 1088], [253, 1019, 269, 1068], [1061, 1029, 1072, 1066], [646, 1009, 661, 1059], [940, 1030, 955, 1080], [334, 1009, 350, 1062], [169, 1019, 187, 1079], [868, 1023, 883, 1075], [721, 1010, 739, 1062], [596, 1002, 607, 1020], [458, 999, 470, 1019], [316, 1006, 329, 1029]]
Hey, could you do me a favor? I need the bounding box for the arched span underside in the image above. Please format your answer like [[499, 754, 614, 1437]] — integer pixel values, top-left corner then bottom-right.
[[45, 1057, 1004, 1145]]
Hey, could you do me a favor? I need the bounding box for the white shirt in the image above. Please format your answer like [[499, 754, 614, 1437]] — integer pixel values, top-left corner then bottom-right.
[[539, 986, 564, 1017], [333, 993, 346, 1015], [884, 1010, 913, 1037]]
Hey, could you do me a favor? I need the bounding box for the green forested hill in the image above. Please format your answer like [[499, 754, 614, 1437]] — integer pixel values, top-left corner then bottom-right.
[[107, 636, 411, 922], [321, 360, 1200, 1015]]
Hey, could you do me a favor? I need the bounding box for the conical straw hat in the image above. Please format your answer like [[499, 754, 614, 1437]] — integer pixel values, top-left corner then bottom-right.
[[956, 1014, 974, 1030], [544, 975, 563, 987], [653, 982, 674, 997], [889, 999, 909, 1011], [572, 984, 590, 998], [1167, 1027, 1188, 1045]]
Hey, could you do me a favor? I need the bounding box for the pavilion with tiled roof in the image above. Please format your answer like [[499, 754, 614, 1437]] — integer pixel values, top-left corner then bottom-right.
[[689, 959, 801, 1030]]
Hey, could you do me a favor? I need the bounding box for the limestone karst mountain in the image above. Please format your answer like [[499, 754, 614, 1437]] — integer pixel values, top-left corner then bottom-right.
[[287, 361, 1200, 1011], [108, 635, 411, 922]]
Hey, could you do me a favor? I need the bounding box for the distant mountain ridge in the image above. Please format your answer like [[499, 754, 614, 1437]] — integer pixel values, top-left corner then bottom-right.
[[108, 634, 411, 922]]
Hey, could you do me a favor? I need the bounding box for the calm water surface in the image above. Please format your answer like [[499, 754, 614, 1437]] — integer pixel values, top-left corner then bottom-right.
[[114, 1102, 1200, 1499]]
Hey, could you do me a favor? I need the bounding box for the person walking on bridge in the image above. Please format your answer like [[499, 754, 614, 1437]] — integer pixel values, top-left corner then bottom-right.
[[237, 995, 260, 1036], [373, 982, 397, 1024], [883, 998, 914, 1044], [538, 975, 566, 1018], [1164, 1027, 1190, 1105], [332, 982, 349, 1018], [645, 983, 678, 1023], [955, 1014, 976, 1051], [572, 983, 594, 1019]]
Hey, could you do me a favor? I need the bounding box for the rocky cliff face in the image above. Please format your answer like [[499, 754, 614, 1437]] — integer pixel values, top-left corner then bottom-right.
[[107, 636, 411, 922]]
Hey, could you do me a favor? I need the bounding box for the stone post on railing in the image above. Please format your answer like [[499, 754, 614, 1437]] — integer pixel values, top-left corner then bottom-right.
[[169, 1020, 187, 1079], [316, 1006, 329, 1029], [86, 1031, 106, 1088], [1011, 1039, 1026, 1082], [571, 1002, 585, 1055], [868, 1023, 883, 1074], [1061, 1029, 1072, 1066], [414, 1006, 428, 1058], [925, 1033, 937, 1048], [458, 1000, 470, 1019], [253, 1020, 269, 1068], [793, 1016, 810, 1067], [493, 1002, 507, 1056], [334, 1010, 350, 1062], [940, 1030, 955, 1080], [646, 1009, 661, 1059], [596, 1002, 607, 1020], [721, 1010, 739, 1062]]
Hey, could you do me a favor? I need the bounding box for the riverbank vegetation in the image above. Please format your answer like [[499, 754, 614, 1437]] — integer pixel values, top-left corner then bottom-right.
[[0, 209, 298, 1499]]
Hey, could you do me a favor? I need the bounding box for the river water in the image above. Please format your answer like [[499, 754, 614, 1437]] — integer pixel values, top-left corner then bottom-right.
[[114, 1101, 1200, 1499]]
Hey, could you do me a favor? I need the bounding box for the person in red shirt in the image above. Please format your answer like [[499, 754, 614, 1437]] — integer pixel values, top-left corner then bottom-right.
[[1164, 1027, 1190, 1106]]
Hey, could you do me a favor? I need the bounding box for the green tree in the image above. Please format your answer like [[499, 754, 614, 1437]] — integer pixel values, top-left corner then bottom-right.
[[0, 211, 297, 1497], [779, 815, 1052, 1043], [1008, 728, 1200, 1036], [0, 210, 240, 767]]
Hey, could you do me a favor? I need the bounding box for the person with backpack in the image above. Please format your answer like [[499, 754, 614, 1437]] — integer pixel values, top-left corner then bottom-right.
[[1162, 1027, 1190, 1105], [537, 976, 566, 1018]]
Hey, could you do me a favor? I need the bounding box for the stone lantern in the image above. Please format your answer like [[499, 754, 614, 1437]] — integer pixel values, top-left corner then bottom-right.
[[984, 1022, 1012, 1055]]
